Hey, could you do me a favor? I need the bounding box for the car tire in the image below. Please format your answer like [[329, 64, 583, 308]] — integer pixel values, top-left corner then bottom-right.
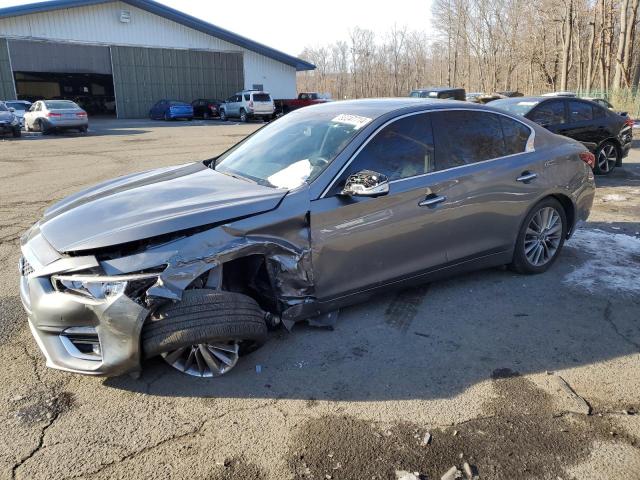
[[38, 119, 50, 135], [203, 111, 210, 120], [219, 109, 227, 121], [239, 109, 247, 123], [12, 127, 21, 138], [509, 197, 567, 275], [594, 141, 619, 175], [141, 289, 267, 361]]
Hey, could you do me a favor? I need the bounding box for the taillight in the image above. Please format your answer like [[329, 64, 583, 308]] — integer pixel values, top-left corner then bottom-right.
[[209, 104, 217, 111], [47, 112, 62, 118], [248, 100, 254, 108], [76, 112, 87, 117], [579, 151, 596, 168], [624, 117, 634, 128]]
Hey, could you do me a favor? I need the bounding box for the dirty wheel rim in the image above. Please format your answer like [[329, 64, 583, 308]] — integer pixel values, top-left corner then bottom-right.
[[161, 341, 239, 377], [524, 207, 562, 266], [597, 144, 617, 172]]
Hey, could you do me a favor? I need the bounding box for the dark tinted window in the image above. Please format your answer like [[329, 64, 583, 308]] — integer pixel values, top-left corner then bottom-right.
[[44, 100, 78, 109], [244, 94, 250, 101], [432, 111, 505, 170], [569, 101, 593, 122], [345, 114, 434, 181], [500, 116, 531, 155], [253, 93, 271, 102], [593, 106, 606, 119], [529, 100, 566, 125]]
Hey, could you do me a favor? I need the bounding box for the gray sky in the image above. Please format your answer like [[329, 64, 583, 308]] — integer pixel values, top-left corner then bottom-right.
[[0, 0, 433, 56]]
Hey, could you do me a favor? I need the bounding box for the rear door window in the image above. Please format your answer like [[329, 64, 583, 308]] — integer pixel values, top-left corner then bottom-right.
[[432, 110, 506, 170], [529, 100, 566, 125], [344, 113, 434, 182], [244, 94, 250, 101], [252, 93, 271, 102], [568, 101, 593, 122]]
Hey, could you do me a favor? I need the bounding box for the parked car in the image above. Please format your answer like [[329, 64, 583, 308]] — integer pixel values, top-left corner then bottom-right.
[[23, 100, 88, 134], [497, 91, 524, 98], [0, 101, 21, 138], [274, 92, 330, 115], [149, 100, 194, 121], [3, 100, 31, 127], [219, 90, 275, 122], [19, 99, 596, 378], [491, 96, 633, 175], [409, 87, 466, 100], [191, 98, 223, 119]]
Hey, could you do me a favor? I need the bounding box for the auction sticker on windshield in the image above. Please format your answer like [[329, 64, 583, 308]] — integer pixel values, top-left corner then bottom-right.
[[332, 114, 372, 130]]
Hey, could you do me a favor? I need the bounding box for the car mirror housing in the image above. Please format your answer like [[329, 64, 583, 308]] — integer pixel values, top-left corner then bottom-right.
[[341, 170, 390, 198]]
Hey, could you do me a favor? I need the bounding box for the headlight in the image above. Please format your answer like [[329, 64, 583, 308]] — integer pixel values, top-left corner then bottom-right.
[[51, 273, 159, 300]]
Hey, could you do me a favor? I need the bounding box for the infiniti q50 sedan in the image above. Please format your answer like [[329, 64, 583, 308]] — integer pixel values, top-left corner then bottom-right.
[[19, 99, 595, 378]]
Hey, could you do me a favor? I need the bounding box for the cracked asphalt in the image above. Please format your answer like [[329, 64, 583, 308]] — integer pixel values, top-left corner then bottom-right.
[[0, 120, 639, 480]]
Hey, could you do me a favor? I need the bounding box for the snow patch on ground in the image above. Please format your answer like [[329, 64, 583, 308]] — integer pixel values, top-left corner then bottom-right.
[[601, 194, 629, 202], [564, 228, 640, 295]]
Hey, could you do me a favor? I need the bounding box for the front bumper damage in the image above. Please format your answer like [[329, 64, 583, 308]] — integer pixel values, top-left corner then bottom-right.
[[19, 191, 316, 376]]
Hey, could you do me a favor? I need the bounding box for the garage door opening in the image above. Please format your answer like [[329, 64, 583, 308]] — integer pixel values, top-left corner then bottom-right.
[[14, 72, 116, 116]]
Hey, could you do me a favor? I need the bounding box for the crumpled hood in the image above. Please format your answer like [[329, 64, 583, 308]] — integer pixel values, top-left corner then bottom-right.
[[40, 162, 287, 252]]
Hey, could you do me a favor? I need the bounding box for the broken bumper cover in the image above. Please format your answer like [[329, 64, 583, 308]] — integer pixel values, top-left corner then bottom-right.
[[20, 269, 149, 377]]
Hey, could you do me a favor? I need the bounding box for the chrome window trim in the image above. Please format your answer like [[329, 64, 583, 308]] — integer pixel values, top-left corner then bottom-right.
[[320, 107, 536, 198]]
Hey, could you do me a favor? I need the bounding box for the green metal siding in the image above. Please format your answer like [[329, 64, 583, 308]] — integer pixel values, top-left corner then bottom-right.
[[111, 46, 243, 118], [0, 39, 16, 100]]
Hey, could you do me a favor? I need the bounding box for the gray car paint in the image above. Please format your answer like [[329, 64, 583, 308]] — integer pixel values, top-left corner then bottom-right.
[[19, 99, 596, 376]]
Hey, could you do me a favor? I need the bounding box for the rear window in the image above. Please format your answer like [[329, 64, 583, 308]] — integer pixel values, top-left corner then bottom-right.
[[252, 93, 271, 102], [44, 101, 79, 109], [6, 102, 27, 111], [491, 98, 539, 116]]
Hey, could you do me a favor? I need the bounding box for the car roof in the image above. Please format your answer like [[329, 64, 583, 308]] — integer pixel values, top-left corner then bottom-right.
[[298, 97, 510, 119]]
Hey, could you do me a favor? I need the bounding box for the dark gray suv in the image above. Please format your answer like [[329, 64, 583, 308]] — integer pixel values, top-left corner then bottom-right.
[[19, 99, 596, 378]]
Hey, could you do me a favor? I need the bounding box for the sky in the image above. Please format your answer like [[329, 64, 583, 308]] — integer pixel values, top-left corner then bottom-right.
[[0, 0, 433, 57]]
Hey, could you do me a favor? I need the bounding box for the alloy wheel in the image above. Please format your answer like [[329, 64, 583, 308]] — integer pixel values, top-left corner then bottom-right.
[[524, 206, 563, 267], [597, 144, 617, 173], [161, 341, 239, 377]]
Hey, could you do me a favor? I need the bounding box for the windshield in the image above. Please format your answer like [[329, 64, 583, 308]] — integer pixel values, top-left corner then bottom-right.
[[6, 102, 27, 111], [44, 100, 79, 110], [214, 109, 372, 189], [490, 98, 540, 116], [0, 103, 7, 112]]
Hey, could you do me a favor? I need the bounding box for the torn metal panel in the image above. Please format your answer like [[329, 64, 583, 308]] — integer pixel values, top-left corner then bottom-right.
[[100, 188, 316, 314]]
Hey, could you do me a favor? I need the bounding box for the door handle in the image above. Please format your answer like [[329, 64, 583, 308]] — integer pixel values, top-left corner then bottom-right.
[[419, 194, 447, 207], [516, 172, 537, 183]]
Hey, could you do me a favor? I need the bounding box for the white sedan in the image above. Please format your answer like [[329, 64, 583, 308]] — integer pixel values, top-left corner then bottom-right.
[[24, 100, 88, 134]]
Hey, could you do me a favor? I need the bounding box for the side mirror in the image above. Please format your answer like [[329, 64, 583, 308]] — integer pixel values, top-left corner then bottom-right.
[[341, 170, 389, 198]]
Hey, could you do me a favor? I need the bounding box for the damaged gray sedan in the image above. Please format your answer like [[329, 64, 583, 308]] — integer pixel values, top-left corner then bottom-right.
[[19, 99, 596, 377]]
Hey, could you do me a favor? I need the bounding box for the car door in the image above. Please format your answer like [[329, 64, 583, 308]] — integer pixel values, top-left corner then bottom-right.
[[428, 109, 542, 262], [310, 112, 449, 300], [559, 100, 599, 150], [527, 99, 567, 135]]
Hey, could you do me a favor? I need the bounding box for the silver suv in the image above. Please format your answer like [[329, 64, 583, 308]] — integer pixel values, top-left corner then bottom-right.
[[220, 90, 275, 122]]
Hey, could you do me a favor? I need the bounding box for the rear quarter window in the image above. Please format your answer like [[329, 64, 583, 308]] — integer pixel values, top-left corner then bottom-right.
[[500, 116, 531, 155], [569, 101, 593, 122]]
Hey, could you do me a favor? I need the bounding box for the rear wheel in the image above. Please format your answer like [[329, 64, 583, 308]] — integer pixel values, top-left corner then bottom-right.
[[203, 111, 211, 120], [38, 119, 50, 135], [239, 109, 248, 123], [142, 289, 267, 377], [594, 141, 619, 175], [509, 197, 567, 274], [219, 109, 227, 121]]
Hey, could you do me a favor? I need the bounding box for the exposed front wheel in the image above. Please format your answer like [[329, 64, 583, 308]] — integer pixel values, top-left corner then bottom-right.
[[594, 141, 619, 175], [142, 289, 267, 377], [509, 198, 567, 274]]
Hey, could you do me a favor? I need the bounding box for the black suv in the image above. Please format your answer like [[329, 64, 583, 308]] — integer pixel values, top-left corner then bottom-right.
[[491, 96, 633, 175]]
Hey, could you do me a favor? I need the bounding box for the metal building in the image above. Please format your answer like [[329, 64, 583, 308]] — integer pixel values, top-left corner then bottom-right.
[[0, 0, 315, 118]]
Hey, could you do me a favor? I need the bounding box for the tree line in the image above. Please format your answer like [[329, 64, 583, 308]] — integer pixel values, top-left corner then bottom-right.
[[297, 0, 640, 111]]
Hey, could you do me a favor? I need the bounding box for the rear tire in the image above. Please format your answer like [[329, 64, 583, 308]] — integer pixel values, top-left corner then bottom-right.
[[141, 289, 267, 360], [509, 197, 567, 274], [203, 111, 211, 120], [239, 109, 247, 123], [219, 109, 227, 121], [594, 141, 619, 175], [38, 119, 50, 135]]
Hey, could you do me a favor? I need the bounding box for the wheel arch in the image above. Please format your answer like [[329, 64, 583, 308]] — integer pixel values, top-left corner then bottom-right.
[[549, 193, 576, 237]]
